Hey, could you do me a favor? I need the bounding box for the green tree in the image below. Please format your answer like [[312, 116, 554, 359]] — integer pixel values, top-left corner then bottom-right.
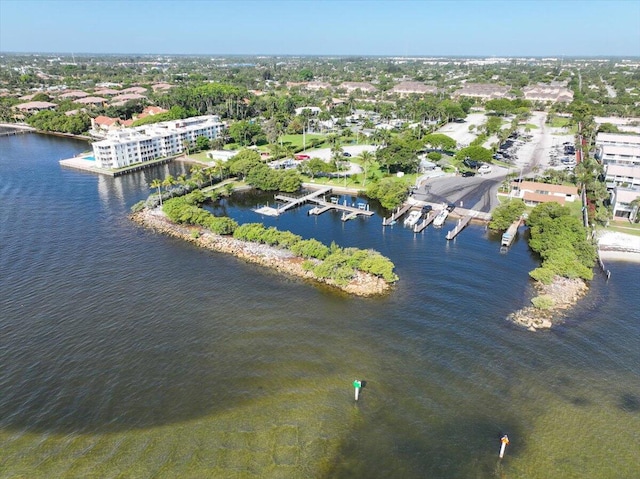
[[422, 133, 457, 151], [195, 135, 210, 151], [488, 199, 526, 231], [455, 145, 493, 163], [366, 178, 410, 210], [229, 120, 264, 146]]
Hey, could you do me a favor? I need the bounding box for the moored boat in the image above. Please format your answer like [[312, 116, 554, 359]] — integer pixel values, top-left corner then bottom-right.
[[403, 210, 422, 227], [433, 209, 449, 227]]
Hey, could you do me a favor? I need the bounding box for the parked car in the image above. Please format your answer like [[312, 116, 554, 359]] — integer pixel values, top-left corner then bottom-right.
[[463, 158, 479, 169], [478, 164, 492, 174], [462, 171, 476, 177], [422, 204, 433, 213], [446, 203, 456, 212], [294, 154, 310, 160], [342, 151, 352, 157]]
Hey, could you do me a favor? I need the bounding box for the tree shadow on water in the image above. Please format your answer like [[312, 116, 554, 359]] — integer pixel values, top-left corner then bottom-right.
[[0, 342, 269, 434]]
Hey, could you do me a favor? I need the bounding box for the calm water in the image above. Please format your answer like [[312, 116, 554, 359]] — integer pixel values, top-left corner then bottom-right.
[[1, 134, 639, 479]]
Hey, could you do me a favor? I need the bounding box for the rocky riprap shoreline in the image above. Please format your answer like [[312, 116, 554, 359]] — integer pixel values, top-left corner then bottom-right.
[[131, 208, 391, 297], [508, 276, 589, 331]]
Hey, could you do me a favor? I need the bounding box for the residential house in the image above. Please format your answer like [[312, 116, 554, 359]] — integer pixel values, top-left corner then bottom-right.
[[59, 90, 89, 100], [14, 101, 57, 113], [510, 181, 578, 206], [75, 96, 108, 106]]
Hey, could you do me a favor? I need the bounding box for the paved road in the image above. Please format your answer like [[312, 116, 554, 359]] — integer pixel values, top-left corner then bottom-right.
[[412, 168, 508, 213]]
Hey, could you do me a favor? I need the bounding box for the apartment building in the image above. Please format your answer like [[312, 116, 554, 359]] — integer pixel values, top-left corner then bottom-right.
[[611, 186, 640, 221], [605, 164, 640, 188], [596, 133, 640, 169], [92, 115, 224, 169], [389, 81, 438, 96]]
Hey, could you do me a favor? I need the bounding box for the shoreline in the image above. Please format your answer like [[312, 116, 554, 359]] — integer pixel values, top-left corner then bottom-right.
[[0, 123, 94, 142], [131, 208, 391, 297], [508, 276, 589, 331]]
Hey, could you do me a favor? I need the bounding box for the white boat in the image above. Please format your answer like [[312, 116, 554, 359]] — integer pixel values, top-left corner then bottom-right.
[[403, 210, 422, 227], [432, 209, 449, 227]]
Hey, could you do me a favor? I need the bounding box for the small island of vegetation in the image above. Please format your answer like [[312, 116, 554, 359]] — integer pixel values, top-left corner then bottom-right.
[[490, 199, 597, 330]]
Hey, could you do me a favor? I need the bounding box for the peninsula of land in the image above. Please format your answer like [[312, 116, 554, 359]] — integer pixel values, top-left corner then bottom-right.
[[131, 207, 391, 297]]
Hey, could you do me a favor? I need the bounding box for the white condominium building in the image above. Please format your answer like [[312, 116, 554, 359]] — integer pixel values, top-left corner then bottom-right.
[[92, 115, 224, 169]]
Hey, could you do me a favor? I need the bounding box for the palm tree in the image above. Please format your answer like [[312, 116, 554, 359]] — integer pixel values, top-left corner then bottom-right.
[[182, 140, 190, 158], [150, 178, 163, 206], [190, 167, 205, 187], [162, 175, 175, 196], [359, 150, 375, 187]]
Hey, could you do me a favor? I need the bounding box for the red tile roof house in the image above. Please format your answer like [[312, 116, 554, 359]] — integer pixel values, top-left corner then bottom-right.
[[510, 181, 579, 206], [14, 101, 57, 113], [110, 93, 147, 105], [75, 96, 108, 106], [119, 86, 148, 95], [59, 90, 90, 100], [133, 106, 168, 120], [91, 115, 133, 134], [93, 88, 121, 96]]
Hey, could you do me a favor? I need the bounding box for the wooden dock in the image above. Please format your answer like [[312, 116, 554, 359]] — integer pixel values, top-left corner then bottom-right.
[[445, 214, 475, 240], [383, 203, 413, 226], [414, 211, 436, 233], [273, 187, 332, 214]]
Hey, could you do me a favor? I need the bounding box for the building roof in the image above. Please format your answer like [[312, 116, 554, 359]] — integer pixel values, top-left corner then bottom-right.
[[516, 181, 578, 195], [455, 83, 510, 99], [522, 84, 574, 103], [120, 86, 147, 94], [76, 96, 108, 104], [596, 132, 640, 145], [602, 144, 640, 157], [615, 187, 640, 203], [390, 81, 438, 94], [606, 164, 640, 178], [15, 101, 57, 110], [59, 90, 89, 99], [340, 81, 377, 92], [151, 83, 174, 91], [305, 81, 331, 90], [523, 191, 566, 205], [93, 88, 121, 96], [110, 93, 147, 103]]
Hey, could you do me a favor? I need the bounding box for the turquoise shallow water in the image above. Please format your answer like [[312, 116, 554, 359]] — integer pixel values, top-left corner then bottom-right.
[[1, 133, 639, 478]]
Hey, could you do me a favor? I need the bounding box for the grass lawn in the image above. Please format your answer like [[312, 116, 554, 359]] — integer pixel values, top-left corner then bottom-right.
[[189, 152, 212, 162], [278, 134, 325, 149], [524, 123, 538, 130], [605, 222, 640, 237], [549, 116, 572, 128]]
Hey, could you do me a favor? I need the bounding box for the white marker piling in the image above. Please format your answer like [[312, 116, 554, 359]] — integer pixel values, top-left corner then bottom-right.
[[353, 379, 362, 401], [499, 435, 509, 459]]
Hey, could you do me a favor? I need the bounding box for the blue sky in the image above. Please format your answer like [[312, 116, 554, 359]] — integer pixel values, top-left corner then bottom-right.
[[1, 0, 638, 57]]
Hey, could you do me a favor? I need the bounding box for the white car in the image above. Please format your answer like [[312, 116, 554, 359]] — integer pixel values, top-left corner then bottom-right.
[[478, 164, 492, 174]]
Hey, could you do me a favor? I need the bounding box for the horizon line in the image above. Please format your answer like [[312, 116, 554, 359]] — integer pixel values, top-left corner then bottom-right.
[[1, 51, 640, 60]]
